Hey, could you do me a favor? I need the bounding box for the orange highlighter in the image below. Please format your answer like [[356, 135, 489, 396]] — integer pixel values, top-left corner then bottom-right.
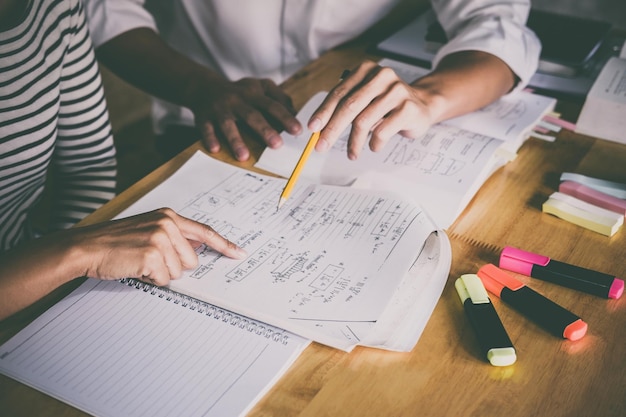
[[477, 264, 587, 341]]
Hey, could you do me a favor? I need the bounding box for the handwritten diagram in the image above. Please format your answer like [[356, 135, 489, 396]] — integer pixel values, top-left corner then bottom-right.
[[321, 123, 500, 198], [142, 162, 427, 320], [116, 152, 437, 349]]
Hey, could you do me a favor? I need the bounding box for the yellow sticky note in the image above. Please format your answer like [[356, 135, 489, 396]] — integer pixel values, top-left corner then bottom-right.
[[542, 192, 623, 236]]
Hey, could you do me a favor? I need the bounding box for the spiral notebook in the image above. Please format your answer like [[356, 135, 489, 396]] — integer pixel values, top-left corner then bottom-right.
[[0, 278, 309, 417]]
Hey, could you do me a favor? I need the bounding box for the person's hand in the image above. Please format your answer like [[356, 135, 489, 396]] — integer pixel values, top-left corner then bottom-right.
[[95, 28, 302, 162], [192, 76, 302, 161], [71, 208, 247, 286], [308, 60, 437, 160]]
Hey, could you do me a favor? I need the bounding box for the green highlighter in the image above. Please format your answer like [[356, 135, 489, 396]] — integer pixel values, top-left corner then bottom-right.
[[455, 274, 517, 367]]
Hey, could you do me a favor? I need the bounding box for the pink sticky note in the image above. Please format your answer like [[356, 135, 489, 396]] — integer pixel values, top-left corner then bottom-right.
[[559, 181, 626, 216]]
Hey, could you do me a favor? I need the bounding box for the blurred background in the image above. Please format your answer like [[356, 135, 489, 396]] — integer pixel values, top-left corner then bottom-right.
[[99, 0, 626, 192]]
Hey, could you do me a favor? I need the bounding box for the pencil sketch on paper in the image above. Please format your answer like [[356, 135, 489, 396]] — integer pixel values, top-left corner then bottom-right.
[[117, 157, 428, 326], [115, 151, 447, 350]]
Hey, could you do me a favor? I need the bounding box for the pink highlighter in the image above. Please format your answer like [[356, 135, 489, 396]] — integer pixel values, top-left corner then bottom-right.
[[499, 246, 624, 299]]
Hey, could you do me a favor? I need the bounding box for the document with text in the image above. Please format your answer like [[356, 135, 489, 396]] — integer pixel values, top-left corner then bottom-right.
[[0, 142, 452, 417], [379, 58, 556, 150], [117, 151, 451, 352], [257, 92, 519, 228]]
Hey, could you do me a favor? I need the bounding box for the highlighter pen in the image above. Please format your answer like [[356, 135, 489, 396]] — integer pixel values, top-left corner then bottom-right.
[[477, 264, 588, 341], [455, 274, 516, 366], [499, 246, 624, 300]]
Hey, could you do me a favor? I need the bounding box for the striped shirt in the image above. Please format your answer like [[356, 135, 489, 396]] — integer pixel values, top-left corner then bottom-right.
[[0, 0, 116, 251]]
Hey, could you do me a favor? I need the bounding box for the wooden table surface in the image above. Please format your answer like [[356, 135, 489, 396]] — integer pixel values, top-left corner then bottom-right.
[[1, 4, 625, 416]]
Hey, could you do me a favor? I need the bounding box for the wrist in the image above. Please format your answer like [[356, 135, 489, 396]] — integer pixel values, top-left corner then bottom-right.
[[409, 77, 451, 125], [411, 51, 516, 123], [58, 228, 100, 279], [0, 229, 93, 321]]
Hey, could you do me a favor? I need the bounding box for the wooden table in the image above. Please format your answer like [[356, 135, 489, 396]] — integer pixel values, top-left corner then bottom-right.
[[1, 5, 625, 417]]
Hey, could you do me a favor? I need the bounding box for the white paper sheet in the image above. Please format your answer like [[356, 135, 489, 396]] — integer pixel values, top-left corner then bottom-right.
[[379, 58, 556, 150], [256, 92, 510, 228], [117, 151, 442, 351], [575, 57, 626, 144], [0, 279, 309, 417]]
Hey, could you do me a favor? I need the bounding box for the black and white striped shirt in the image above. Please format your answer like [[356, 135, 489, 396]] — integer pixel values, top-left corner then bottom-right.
[[0, 0, 116, 251]]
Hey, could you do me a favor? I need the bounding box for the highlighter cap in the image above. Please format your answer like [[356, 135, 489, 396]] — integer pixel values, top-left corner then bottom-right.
[[609, 279, 624, 300], [487, 347, 517, 367], [563, 319, 588, 341], [455, 274, 490, 304], [477, 264, 525, 297], [499, 246, 550, 276]]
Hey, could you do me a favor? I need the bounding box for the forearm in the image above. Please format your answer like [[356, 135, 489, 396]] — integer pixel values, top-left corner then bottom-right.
[[0, 232, 86, 321], [0, 209, 247, 321], [95, 28, 220, 110], [411, 50, 517, 124]]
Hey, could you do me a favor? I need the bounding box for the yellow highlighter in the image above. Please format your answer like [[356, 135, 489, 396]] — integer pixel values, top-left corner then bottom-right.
[[455, 274, 517, 367], [277, 131, 320, 210]]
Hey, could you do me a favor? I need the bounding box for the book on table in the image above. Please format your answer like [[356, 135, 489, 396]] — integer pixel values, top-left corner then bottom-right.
[[0, 277, 309, 417], [575, 56, 626, 145]]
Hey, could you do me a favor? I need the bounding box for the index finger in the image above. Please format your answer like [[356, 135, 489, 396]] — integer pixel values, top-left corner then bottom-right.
[[173, 213, 248, 260], [308, 63, 380, 151], [307, 73, 356, 134]]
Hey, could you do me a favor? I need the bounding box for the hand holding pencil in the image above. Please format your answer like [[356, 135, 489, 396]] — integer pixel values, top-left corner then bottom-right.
[[277, 68, 350, 210], [277, 61, 409, 208]]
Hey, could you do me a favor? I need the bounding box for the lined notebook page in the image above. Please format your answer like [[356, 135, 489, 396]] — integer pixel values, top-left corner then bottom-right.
[[0, 279, 309, 417]]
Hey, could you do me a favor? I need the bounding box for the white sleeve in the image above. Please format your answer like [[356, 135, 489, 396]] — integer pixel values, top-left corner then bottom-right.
[[430, 0, 540, 91], [83, 0, 158, 47]]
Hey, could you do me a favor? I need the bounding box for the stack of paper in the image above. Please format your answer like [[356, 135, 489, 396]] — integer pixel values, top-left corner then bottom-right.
[[116, 152, 451, 352], [256, 83, 556, 230], [0, 151, 454, 417], [575, 57, 626, 144]]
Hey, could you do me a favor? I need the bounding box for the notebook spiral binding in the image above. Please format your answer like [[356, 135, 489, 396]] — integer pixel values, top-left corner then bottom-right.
[[120, 278, 291, 345]]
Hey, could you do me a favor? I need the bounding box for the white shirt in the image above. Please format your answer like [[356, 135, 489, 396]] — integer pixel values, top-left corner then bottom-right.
[[84, 0, 540, 132]]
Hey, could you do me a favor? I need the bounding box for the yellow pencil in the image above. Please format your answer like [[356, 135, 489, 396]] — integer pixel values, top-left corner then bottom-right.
[[277, 131, 320, 210]]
